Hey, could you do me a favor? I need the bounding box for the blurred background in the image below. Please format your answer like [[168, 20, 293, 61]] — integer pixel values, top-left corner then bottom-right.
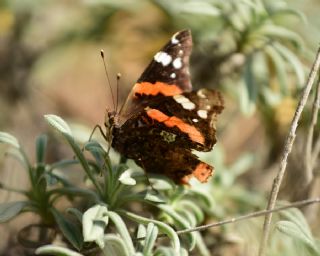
[[1, 0, 320, 255]]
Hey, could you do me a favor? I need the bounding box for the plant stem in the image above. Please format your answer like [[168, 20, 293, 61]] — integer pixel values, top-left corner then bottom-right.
[[305, 73, 320, 177], [258, 46, 320, 256], [310, 77, 320, 169]]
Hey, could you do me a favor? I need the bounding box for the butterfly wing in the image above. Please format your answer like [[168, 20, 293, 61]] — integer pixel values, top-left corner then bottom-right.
[[117, 30, 193, 125]]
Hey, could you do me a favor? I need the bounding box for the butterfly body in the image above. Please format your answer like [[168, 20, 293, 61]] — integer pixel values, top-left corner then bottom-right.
[[108, 30, 224, 184]]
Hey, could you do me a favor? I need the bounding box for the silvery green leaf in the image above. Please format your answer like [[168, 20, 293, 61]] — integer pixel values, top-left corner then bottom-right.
[[82, 204, 109, 248], [0, 132, 20, 148], [119, 169, 136, 186], [276, 221, 319, 253], [157, 204, 195, 250], [257, 24, 303, 49], [106, 211, 135, 255], [0, 201, 30, 223], [177, 200, 204, 223], [35, 245, 84, 256], [149, 175, 175, 190], [44, 115, 72, 136], [144, 191, 166, 204], [102, 234, 130, 256], [122, 211, 180, 254], [143, 223, 158, 256]]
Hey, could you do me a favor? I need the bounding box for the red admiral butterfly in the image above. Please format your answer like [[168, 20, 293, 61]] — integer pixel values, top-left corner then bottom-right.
[[106, 30, 224, 184]]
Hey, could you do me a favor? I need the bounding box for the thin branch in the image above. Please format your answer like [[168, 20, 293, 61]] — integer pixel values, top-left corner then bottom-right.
[[258, 46, 320, 256], [310, 77, 320, 169], [306, 72, 320, 176], [134, 198, 320, 240]]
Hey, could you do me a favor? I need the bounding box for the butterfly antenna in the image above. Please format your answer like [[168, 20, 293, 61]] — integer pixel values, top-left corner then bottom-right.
[[116, 73, 121, 113], [100, 50, 116, 111]]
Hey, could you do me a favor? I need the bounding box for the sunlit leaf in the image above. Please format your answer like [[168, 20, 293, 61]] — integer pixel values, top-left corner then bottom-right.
[[106, 211, 135, 255], [44, 115, 72, 137], [0, 132, 20, 148], [102, 234, 130, 256], [121, 211, 180, 254], [82, 204, 109, 248], [143, 223, 159, 256], [119, 169, 136, 186]]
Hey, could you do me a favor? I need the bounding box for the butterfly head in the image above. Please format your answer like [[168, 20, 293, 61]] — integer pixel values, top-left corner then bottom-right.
[[104, 109, 117, 143]]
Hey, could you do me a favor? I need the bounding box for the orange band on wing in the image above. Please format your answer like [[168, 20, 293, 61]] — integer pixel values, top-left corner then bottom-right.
[[146, 108, 205, 145], [133, 82, 182, 97], [181, 162, 213, 184]]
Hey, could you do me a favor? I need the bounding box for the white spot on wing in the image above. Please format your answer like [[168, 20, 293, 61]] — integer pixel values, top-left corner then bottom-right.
[[192, 118, 199, 123], [178, 50, 183, 55], [170, 73, 176, 79], [154, 51, 172, 66], [171, 33, 179, 44], [173, 58, 182, 69], [197, 90, 207, 99], [173, 95, 196, 110], [197, 110, 208, 119]]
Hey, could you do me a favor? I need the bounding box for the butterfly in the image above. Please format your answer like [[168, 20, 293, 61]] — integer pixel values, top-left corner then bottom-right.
[[105, 30, 224, 184]]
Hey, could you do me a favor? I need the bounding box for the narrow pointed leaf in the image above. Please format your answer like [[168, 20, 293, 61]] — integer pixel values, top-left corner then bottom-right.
[[0, 201, 30, 223], [35, 245, 84, 256], [51, 208, 83, 251], [0, 132, 20, 148]]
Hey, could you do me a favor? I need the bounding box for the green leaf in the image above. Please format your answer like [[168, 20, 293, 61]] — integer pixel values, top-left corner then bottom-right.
[[49, 159, 80, 171], [45, 115, 103, 195], [257, 24, 303, 49], [265, 44, 288, 94], [51, 208, 83, 251], [66, 208, 83, 224], [107, 211, 135, 255], [82, 204, 109, 248], [121, 211, 180, 254], [143, 223, 159, 256], [0, 201, 30, 223], [0, 132, 20, 148], [35, 135, 47, 164], [279, 207, 313, 238], [229, 152, 255, 177], [102, 234, 130, 256], [35, 245, 84, 256], [273, 42, 305, 87], [276, 220, 319, 253], [44, 115, 72, 136], [158, 204, 195, 250], [177, 200, 204, 224], [176, 1, 220, 16], [118, 169, 136, 186], [149, 175, 175, 190], [49, 187, 99, 202]]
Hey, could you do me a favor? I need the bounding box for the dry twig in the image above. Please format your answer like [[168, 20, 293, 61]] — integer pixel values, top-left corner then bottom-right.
[[134, 198, 320, 240], [258, 46, 320, 256]]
